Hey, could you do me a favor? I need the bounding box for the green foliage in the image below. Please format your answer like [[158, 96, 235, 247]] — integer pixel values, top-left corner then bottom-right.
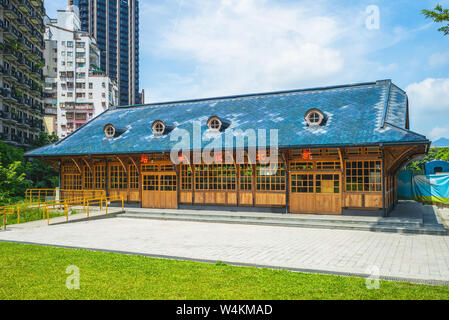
[[422, 4, 449, 35], [407, 148, 449, 174], [0, 132, 60, 204], [0, 159, 26, 204], [1, 242, 449, 300], [30, 131, 59, 149]]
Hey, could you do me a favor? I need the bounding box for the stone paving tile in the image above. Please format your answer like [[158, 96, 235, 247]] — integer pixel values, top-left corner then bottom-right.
[[0, 217, 449, 282]]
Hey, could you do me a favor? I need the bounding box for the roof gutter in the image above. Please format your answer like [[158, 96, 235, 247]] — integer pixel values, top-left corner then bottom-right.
[[25, 140, 431, 159]]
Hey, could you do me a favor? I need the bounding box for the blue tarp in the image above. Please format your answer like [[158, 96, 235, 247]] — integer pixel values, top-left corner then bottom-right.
[[412, 174, 449, 204], [397, 170, 413, 200]]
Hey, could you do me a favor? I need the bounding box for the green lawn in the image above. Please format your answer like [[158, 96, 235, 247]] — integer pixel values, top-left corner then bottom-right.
[[0, 242, 448, 300]]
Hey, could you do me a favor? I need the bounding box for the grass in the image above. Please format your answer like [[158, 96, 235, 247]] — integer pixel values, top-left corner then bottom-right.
[[0, 242, 448, 300], [2, 207, 81, 226]]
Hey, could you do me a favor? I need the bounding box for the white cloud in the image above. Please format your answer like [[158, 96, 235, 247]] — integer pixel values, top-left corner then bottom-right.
[[406, 78, 449, 139], [406, 78, 449, 112], [429, 51, 449, 67], [429, 127, 449, 141]]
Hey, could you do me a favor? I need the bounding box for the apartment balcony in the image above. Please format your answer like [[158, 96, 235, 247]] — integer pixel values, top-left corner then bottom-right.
[[1, 43, 18, 62], [2, 24, 20, 41], [29, 0, 44, 14], [1, 89, 16, 103], [3, 2, 20, 20], [16, 0, 32, 14], [16, 16, 32, 35], [2, 69, 21, 85], [29, 11, 44, 30]]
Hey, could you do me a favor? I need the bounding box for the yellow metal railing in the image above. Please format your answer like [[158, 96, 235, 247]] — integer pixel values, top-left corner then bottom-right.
[[1, 195, 124, 231], [25, 189, 106, 204]]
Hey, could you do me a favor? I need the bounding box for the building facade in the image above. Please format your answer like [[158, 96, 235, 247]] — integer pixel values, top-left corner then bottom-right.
[[0, 0, 46, 148], [44, 6, 118, 139], [68, 0, 140, 106], [26, 80, 430, 216]]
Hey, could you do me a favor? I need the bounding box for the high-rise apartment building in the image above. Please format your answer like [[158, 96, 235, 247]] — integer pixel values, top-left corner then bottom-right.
[[44, 5, 118, 139], [68, 0, 140, 106], [0, 0, 46, 148]]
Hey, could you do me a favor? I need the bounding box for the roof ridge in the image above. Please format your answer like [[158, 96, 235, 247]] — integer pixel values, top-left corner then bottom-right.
[[384, 122, 428, 139], [117, 80, 391, 110], [380, 82, 392, 129]]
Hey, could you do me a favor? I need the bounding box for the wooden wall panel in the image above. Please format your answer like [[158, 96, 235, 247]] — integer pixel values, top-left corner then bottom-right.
[[239, 192, 253, 206], [180, 192, 193, 204], [290, 194, 315, 213], [345, 194, 363, 208], [365, 194, 382, 208], [228, 192, 237, 205], [255, 193, 285, 207], [316, 194, 341, 214]]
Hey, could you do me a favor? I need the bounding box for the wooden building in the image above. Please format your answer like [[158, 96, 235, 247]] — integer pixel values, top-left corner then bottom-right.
[[26, 80, 430, 216]]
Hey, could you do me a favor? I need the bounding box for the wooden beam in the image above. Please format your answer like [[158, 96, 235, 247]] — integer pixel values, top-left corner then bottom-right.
[[69, 157, 82, 174], [337, 148, 344, 172], [115, 156, 128, 175], [386, 146, 416, 173], [81, 157, 93, 173], [128, 156, 140, 174]]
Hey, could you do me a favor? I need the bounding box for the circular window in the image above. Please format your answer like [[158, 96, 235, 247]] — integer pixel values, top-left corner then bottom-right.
[[104, 124, 116, 138], [207, 117, 223, 131], [152, 120, 166, 135], [305, 110, 325, 126]]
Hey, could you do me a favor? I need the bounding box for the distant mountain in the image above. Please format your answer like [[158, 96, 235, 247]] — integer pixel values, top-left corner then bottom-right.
[[432, 138, 449, 148]]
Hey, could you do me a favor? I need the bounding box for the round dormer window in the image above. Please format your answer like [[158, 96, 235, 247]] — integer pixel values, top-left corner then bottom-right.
[[305, 109, 325, 126], [207, 116, 223, 131], [104, 124, 116, 138], [152, 120, 166, 136]]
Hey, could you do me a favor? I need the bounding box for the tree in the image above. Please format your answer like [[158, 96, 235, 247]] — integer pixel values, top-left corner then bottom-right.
[[31, 131, 59, 149], [0, 155, 28, 205], [422, 4, 449, 35], [0, 132, 60, 202], [407, 147, 449, 174]]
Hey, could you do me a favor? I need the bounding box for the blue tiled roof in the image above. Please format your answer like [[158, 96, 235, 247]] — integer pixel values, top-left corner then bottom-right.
[[27, 80, 430, 157]]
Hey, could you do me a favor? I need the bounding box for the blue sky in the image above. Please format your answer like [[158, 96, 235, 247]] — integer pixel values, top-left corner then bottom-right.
[[45, 0, 449, 141]]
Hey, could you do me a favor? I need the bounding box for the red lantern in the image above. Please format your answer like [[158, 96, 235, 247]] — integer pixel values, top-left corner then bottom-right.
[[140, 155, 149, 164], [302, 149, 312, 160], [257, 152, 267, 162], [215, 152, 223, 163]]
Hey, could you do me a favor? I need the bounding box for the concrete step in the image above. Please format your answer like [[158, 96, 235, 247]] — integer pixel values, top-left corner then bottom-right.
[[117, 211, 448, 236]]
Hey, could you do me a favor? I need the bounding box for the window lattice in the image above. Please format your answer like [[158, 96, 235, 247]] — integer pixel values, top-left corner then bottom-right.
[[83, 166, 93, 189], [195, 164, 236, 191], [346, 161, 382, 192], [110, 164, 127, 189], [316, 174, 340, 194], [256, 164, 285, 191], [291, 174, 314, 193], [180, 165, 193, 191], [239, 164, 253, 191], [129, 165, 139, 189], [94, 165, 105, 189], [62, 174, 81, 190]]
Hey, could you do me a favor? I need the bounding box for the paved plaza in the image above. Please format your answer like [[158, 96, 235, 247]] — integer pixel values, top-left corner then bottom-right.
[[1, 216, 449, 285]]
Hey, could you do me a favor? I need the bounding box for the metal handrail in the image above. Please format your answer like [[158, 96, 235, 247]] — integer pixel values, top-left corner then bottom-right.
[[1, 195, 124, 231]]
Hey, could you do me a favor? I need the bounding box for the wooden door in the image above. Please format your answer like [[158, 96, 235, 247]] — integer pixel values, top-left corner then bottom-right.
[[142, 173, 177, 209], [315, 174, 341, 214], [290, 173, 341, 214], [289, 173, 316, 213]]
